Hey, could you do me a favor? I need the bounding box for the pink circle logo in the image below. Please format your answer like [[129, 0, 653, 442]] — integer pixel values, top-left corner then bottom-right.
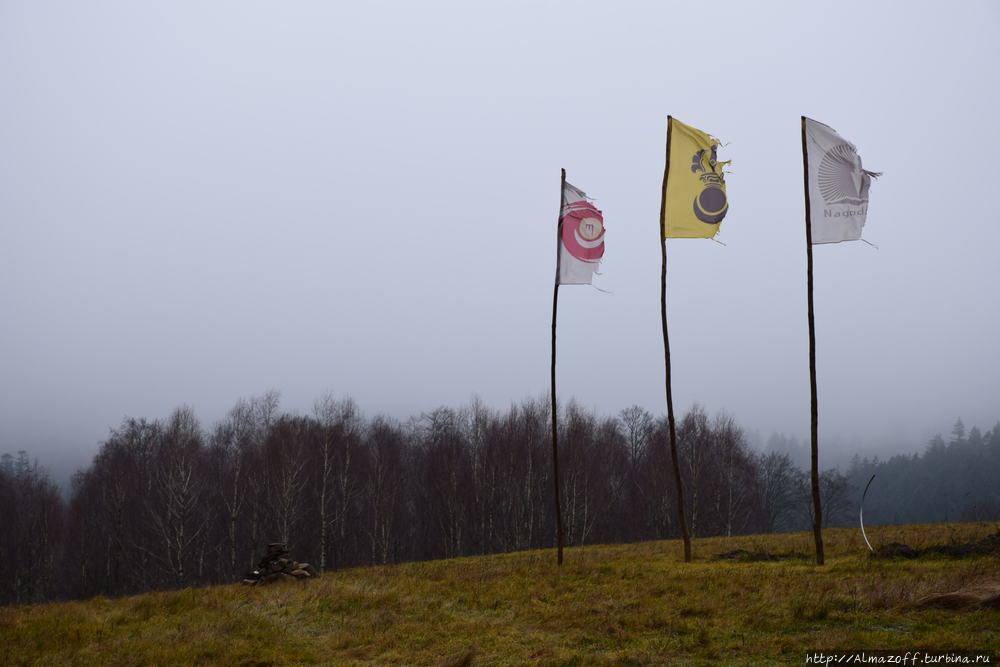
[[561, 201, 605, 261]]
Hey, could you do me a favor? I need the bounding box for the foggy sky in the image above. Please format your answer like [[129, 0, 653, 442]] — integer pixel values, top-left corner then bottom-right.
[[2, 0, 999, 480]]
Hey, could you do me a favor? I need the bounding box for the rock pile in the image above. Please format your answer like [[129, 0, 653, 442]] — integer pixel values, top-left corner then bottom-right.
[[242, 543, 319, 585]]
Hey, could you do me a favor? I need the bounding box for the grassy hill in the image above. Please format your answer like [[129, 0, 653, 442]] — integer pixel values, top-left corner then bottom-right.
[[2, 523, 998, 665]]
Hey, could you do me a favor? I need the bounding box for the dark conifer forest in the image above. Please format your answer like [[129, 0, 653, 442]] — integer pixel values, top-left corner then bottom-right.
[[2, 393, 998, 605]]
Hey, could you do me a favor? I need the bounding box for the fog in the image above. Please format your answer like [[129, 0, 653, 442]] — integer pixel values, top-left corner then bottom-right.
[[2, 1, 998, 482]]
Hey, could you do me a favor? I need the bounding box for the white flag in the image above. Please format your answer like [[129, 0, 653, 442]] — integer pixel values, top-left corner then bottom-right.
[[805, 117, 879, 244], [557, 182, 605, 285]]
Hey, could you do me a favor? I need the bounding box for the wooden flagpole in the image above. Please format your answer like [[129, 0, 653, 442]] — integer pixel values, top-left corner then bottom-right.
[[659, 117, 692, 563], [801, 116, 825, 566], [550, 168, 566, 566]]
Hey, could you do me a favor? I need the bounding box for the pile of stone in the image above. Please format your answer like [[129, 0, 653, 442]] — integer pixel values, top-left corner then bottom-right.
[[242, 543, 319, 585]]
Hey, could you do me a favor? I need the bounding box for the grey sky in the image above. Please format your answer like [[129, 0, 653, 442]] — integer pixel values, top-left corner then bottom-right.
[[2, 0, 999, 479]]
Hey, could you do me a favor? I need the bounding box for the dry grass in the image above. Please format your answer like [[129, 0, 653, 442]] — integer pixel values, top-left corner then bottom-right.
[[2, 523, 999, 665]]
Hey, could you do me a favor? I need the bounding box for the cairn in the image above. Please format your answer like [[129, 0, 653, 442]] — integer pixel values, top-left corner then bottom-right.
[[242, 543, 319, 585]]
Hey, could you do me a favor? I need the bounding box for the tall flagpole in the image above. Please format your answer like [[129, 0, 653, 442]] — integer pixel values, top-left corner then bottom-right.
[[659, 117, 692, 563], [550, 168, 566, 566], [801, 116, 825, 566]]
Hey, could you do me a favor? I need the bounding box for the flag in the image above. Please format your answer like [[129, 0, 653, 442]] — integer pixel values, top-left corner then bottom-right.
[[662, 117, 730, 239], [804, 117, 879, 244], [557, 181, 605, 285]]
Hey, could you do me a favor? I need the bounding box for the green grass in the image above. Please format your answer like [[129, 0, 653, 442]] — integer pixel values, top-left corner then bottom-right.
[[3, 523, 999, 665]]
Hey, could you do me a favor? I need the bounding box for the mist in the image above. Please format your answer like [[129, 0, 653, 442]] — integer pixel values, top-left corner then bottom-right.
[[2, 1, 998, 484]]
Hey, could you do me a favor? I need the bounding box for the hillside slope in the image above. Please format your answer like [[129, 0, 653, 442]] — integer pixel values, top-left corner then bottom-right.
[[2, 524, 998, 664]]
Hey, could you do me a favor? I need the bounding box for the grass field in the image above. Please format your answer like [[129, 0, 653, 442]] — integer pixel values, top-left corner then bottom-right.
[[2, 523, 998, 665]]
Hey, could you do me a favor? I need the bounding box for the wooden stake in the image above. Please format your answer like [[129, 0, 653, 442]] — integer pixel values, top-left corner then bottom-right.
[[801, 116, 825, 566], [660, 117, 692, 563], [550, 168, 566, 566]]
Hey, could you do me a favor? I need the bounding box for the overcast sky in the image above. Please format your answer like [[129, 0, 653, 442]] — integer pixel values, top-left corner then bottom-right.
[[2, 0, 998, 479]]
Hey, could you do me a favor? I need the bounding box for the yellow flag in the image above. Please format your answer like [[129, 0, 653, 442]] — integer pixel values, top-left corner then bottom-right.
[[662, 117, 730, 238]]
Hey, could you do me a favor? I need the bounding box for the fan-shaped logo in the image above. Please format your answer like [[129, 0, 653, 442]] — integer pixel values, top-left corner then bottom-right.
[[690, 148, 728, 224], [560, 200, 605, 262], [819, 143, 869, 206]]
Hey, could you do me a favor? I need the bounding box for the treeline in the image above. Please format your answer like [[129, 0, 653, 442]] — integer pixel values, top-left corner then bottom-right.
[[2, 394, 998, 605], [846, 419, 1000, 526]]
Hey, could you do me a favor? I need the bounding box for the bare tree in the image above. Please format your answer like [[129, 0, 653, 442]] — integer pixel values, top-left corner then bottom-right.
[[209, 399, 255, 577], [677, 405, 712, 537], [795, 467, 852, 529], [417, 407, 473, 558], [364, 416, 404, 564], [149, 407, 207, 586], [560, 402, 626, 546], [263, 416, 310, 546], [819, 469, 852, 528], [0, 453, 64, 604], [314, 394, 363, 570], [708, 413, 750, 537], [619, 405, 654, 466], [757, 451, 799, 533]]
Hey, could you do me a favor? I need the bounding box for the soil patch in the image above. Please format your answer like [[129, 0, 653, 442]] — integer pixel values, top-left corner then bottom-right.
[[872, 532, 1000, 560], [714, 549, 807, 562]]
